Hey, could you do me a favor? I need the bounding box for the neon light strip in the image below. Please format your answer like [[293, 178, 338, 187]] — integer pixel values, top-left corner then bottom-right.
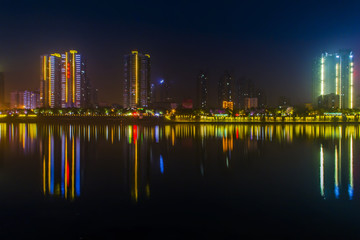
[[72, 52, 75, 103], [350, 62, 354, 108], [339, 58, 342, 109], [336, 63, 339, 95], [349, 136, 353, 199], [65, 52, 68, 104], [43, 56, 47, 81], [135, 52, 138, 105], [321, 57, 324, 96]]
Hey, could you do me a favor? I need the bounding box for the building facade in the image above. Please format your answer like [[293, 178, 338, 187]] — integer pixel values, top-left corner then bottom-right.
[[40, 54, 62, 108], [11, 90, 40, 109], [40, 50, 90, 108], [196, 72, 208, 109], [237, 78, 266, 110], [123, 51, 151, 108], [218, 72, 233, 109], [313, 50, 354, 109], [244, 97, 258, 110]]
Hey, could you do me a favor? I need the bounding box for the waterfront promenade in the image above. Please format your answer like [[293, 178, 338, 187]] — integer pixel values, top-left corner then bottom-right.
[[0, 114, 359, 124]]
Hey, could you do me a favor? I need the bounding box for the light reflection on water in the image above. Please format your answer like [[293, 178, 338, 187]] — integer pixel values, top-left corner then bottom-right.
[[0, 123, 360, 202]]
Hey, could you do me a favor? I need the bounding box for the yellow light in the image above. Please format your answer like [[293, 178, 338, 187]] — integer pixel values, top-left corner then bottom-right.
[[336, 63, 339, 95], [134, 137, 138, 202], [350, 62, 354, 109], [43, 56, 47, 107], [65, 52, 68, 104], [43, 56, 47, 81], [43, 156, 46, 194], [69, 50, 78, 54], [51, 53, 61, 57], [350, 136, 353, 192], [132, 50, 138, 54], [335, 145, 338, 190], [145, 54, 150, 58], [321, 57, 324, 96], [135, 51, 138, 105]]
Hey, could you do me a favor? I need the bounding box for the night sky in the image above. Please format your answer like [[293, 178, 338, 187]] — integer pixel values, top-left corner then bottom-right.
[[1, 0, 360, 106]]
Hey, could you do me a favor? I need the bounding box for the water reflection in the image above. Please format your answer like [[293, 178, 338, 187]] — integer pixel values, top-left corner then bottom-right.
[[2, 123, 360, 202], [319, 128, 356, 200], [125, 125, 151, 202], [40, 125, 81, 200]]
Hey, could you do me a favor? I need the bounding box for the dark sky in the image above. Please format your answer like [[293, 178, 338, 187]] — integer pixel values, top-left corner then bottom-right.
[[0, 0, 360, 106]]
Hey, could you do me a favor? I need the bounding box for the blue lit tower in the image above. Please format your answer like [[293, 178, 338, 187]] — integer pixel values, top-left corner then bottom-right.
[[313, 50, 354, 109]]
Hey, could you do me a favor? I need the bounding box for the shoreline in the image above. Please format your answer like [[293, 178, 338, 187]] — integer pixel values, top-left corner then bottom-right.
[[0, 116, 359, 124]]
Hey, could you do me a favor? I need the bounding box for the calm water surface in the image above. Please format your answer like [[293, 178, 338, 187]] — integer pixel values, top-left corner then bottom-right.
[[1, 123, 360, 238]]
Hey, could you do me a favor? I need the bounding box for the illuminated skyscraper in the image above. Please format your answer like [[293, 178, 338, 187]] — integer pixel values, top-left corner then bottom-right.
[[313, 50, 354, 109], [40, 50, 89, 108], [61, 50, 88, 108], [197, 72, 208, 109], [218, 72, 233, 108], [40, 54, 62, 108], [124, 51, 151, 108]]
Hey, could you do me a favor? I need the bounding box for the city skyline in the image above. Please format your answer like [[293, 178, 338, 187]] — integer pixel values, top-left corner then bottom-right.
[[0, 47, 357, 110], [1, 1, 360, 106]]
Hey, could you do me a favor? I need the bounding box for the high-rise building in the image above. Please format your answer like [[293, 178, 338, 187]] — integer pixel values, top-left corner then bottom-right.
[[0, 72, 4, 108], [40, 50, 89, 109], [218, 72, 233, 108], [61, 50, 88, 108], [313, 50, 354, 109], [123, 50, 151, 108], [196, 72, 208, 109], [40, 54, 62, 108]]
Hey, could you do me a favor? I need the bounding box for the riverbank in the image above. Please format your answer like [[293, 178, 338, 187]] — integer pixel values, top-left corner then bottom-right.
[[0, 115, 360, 124]]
